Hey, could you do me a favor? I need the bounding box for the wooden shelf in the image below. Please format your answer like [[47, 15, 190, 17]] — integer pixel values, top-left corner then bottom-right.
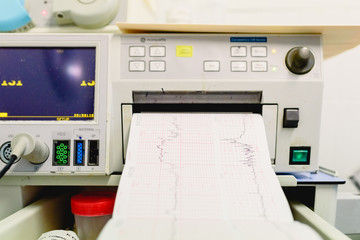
[[117, 22, 360, 59]]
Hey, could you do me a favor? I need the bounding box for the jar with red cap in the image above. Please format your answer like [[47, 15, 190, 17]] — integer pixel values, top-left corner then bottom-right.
[[71, 191, 116, 240]]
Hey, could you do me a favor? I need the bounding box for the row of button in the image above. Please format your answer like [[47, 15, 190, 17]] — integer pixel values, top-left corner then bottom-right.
[[129, 46, 166, 57], [129, 60, 268, 72], [129, 46, 267, 58], [129, 60, 166, 72], [205, 61, 268, 72]]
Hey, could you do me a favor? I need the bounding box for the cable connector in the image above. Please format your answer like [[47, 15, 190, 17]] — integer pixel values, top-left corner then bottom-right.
[[11, 133, 49, 164], [0, 133, 49, 179]]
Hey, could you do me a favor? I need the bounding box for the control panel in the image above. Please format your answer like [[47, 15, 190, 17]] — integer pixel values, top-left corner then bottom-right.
[[120, 34, 321, 79]]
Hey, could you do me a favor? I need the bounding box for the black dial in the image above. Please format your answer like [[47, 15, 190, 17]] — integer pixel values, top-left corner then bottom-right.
[[285, 47, 315, 75]]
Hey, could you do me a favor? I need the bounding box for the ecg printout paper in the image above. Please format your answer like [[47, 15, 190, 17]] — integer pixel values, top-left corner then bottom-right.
[[101, 113, 323, 240], [113, 113, 293, 222]]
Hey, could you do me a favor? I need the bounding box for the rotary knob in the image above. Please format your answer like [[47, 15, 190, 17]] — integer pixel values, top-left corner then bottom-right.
[[285, 47, 315, 75]]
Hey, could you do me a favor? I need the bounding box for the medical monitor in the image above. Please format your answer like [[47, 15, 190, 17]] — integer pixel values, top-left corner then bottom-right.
[[0, 34, 110, 175], [0, 47, 96, 121]]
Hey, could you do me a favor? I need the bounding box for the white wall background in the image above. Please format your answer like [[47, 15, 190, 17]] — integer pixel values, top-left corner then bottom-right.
[[126, 0, 360, 192], [127, 0, 360, 25], [321, 46, 360, 192]]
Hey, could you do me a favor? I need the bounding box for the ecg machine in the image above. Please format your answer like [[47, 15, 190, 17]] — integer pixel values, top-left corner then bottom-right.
[[0, 28, 356, 240], [0, 33, 322, 176]]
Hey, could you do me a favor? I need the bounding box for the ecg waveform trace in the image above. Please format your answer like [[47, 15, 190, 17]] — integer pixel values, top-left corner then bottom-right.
[[114, 113, 292, 225]]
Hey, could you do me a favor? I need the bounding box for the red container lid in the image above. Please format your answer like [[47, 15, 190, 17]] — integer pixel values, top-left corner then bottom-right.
[[71, 191, 116, 217]]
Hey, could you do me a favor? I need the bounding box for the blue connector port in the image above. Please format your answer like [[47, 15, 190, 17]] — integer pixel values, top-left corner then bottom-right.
[[74, 140, 85, 166]]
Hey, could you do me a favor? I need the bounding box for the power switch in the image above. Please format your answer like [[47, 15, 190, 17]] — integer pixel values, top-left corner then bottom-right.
[[290, 147, 311, 165], [283, 108, 299, 128]]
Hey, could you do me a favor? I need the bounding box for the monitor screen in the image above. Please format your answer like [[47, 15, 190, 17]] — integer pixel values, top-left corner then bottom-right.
[[0, 47, 96, 121]]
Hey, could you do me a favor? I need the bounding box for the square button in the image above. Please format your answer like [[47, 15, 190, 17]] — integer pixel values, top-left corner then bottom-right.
[[149, 61, 166, 72], [251, 46, 267, 57], [176, 46, 193, 57], [204, 61, 220, 72], [129, 46, 145, 57], [231, 61, 247, 72], [231, 46, 247, 57], [293, 150, 308, 162], [129, 61, 145, 72], [289, 147, 311, 165], [150, 46, 166, 57], [251, 61, 267, 72]]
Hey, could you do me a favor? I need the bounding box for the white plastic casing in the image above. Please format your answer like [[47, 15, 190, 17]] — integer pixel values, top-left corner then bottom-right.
[[52, 0, 120, 28]]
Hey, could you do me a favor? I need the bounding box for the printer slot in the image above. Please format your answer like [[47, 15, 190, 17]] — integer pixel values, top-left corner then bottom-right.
[[133, 91, 262, 104], [132, 103, 262, 114], [122, 91, 277, 163]]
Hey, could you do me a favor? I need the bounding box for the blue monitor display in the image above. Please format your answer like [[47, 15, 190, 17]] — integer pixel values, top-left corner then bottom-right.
[[0, 47, 96, 121]]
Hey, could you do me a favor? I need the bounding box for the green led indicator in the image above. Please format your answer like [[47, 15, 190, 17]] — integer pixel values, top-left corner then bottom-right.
[[292, 150, 308, 162]]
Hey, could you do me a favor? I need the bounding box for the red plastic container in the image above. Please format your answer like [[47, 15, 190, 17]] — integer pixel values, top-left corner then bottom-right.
[[71, 191, 116, 240]]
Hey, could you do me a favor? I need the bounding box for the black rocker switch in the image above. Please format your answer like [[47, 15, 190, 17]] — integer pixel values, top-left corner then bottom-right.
[[283, 108, 299, 128]]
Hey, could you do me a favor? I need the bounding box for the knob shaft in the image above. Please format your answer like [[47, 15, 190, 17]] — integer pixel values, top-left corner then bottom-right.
[[285, 47, 315, 75]]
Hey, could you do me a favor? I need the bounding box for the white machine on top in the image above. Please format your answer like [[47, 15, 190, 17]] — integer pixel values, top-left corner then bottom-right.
[[0, 33, 323, 175]]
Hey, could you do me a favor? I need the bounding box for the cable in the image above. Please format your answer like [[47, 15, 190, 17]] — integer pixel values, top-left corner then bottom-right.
[[0, 155, 17, 179], [11, 133, 49, 164]]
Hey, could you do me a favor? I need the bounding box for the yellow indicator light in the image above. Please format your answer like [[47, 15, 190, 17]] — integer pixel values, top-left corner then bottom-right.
[[176, 46, 193, 57], [272, 67, 277, 72], [272, 49, 277, 54], [0, 112, 8, 117]]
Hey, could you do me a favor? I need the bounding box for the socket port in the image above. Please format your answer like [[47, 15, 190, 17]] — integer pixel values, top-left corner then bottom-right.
[[53, 140, 70, 166], [88, 140, 99, 166], [0, 141, 20, 164], [74, 140, 85, 166]]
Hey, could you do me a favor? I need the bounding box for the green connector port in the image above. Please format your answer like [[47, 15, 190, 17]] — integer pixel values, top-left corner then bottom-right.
[[53, 140, 70, 166]]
